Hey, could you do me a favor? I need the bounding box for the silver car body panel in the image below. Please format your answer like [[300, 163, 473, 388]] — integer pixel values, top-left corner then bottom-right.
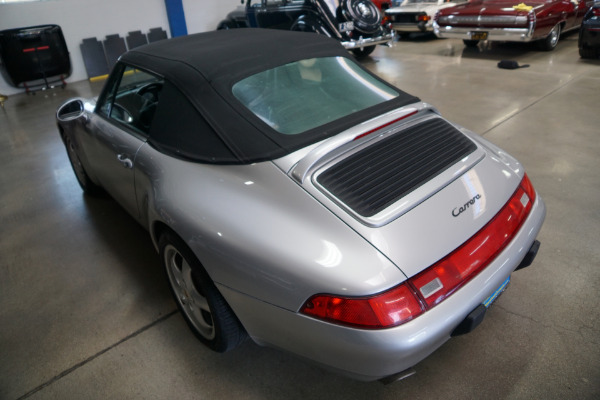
[[59, 93, 546, 381], [276, 104, 530, 279], [134, 143, 407, 311], [218, 191, 545, 381]]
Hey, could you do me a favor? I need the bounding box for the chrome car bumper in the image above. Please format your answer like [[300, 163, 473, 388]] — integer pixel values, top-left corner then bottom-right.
[[434, 23, 534, 42], [218, 194, 546, 381], [391, 22, 433, 33], [341, 31, 395, 49]]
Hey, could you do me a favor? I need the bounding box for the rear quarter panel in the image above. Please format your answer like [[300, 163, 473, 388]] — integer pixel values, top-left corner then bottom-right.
[[133, 144, 407, 311]]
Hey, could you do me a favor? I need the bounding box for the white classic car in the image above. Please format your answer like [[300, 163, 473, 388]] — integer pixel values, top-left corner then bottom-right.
[[386, 0, 468, 35]]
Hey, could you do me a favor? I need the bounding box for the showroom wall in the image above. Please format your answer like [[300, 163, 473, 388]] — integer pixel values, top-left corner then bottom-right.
[[0, 0, 240, 95]]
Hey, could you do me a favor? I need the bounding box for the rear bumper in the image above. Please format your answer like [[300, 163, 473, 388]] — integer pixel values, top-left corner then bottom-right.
[[434, 23, 535, 42], [391, 22, 433, 33], [219, 193, 546, 381], [452, 239, 540, 337]]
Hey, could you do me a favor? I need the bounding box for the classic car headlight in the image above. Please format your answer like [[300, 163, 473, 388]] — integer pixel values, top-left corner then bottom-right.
[[301, 175, 536, 329]]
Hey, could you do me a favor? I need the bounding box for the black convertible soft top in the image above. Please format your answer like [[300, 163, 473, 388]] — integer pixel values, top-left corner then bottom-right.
[[119, 28, 420, 164]]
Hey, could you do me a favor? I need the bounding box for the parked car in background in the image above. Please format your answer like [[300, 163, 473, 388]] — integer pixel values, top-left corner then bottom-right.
[[56, 29, 545, 383], [434, 0, 594, 50], [385, 0, 468, 37], [217, 0, 394, 57], [579, 1, 600, 58], [372, 0, 393, 10]]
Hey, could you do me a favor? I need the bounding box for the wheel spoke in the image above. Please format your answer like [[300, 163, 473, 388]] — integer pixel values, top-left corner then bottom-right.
[[161, 234, 246, 351], [180, 258, 193, 290], [184, 289, 215, 338], [169, 253, 185, 289], [190, 289, 210, 313], [164, 244, 215, 340]]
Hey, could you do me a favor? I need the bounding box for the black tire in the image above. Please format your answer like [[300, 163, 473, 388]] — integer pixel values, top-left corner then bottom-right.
[[63, 133, 102, 195], [579, 47, 599, 59], [352, 45, 376, 58], [538, 24, 561, 51], [159, 231, 247, 352], [463, 39, 479, 47]]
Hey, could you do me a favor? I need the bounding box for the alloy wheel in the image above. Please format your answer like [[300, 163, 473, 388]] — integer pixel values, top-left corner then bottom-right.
[[164, 244, 216, 340]]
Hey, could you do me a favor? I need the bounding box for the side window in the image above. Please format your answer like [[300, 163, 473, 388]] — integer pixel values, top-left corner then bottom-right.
[[97, 65, 164, 136]]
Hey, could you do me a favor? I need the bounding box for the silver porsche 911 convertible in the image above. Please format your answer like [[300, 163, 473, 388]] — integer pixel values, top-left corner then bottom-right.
[[56, 28, 545, 382]]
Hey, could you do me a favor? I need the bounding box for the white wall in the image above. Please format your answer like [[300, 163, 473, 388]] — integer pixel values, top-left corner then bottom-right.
[[183, 0, 242, 35], [0, 0, 240, 95]]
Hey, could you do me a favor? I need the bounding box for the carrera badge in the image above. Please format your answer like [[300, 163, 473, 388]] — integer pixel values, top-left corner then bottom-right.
[[452, 194, 482, 217]]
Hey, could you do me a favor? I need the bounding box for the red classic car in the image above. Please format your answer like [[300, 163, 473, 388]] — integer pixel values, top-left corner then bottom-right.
[[433, 0, 595, 50]]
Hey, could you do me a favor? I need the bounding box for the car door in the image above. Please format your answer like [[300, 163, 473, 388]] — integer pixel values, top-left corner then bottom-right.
[[92, 64, 164, 220], [563, 0, 584, 29]]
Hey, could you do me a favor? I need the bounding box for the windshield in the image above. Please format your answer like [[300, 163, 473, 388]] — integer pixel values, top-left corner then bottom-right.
[[232, 57, 399, 135]]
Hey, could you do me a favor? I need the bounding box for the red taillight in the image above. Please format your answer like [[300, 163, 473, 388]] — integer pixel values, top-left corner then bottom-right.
[[592, 7, 600, 17], [301, 175, 536, 329], [301, 283, 424, 329], [411, 174, 534, 308], [520, 173, 536, 203]]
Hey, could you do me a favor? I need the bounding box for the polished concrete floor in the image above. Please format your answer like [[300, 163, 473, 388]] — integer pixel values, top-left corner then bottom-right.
[[1, 34, 599, 400]]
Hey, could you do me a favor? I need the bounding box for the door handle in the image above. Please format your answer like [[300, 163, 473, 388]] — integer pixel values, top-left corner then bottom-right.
[[117, 154, 133, 169]]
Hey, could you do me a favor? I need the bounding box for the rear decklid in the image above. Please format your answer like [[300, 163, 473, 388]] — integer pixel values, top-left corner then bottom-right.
[[437, 0, 546, 21], [276, 104, 525, 278], [387, 2, 458, 15]]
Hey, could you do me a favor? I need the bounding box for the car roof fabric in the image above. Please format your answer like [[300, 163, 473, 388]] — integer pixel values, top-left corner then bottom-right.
[[120, 28, 420, 164]]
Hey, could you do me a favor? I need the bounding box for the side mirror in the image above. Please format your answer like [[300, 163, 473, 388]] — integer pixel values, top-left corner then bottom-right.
[[57, 98, 86, 122]]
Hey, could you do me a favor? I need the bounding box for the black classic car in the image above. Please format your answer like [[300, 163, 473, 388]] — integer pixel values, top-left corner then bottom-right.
[[579, 1, 600, 59], [217, 0, 394, 57]]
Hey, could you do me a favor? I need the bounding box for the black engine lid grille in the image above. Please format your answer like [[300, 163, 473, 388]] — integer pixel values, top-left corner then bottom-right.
[[316, 118, 477, 217]]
